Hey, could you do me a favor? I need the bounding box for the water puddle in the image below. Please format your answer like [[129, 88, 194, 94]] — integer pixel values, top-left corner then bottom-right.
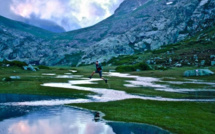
[[109, 73, 215, 93], [69, 70, 78, 73], [55, 75, 82, 79], [1, 72, 214, 134], [42, 73, 56, 76], [0, 94, 170, 134], [40, 78, 215, 102]]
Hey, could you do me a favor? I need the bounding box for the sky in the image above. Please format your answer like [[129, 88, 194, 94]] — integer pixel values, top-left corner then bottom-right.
[[0, 0, 124, 31]]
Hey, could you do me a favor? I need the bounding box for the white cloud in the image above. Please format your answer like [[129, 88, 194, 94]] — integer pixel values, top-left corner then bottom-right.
[[6, 0, 124, 31]]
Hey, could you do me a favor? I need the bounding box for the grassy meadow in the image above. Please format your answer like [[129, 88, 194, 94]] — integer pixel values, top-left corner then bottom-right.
[[0, 65, 215, 134]]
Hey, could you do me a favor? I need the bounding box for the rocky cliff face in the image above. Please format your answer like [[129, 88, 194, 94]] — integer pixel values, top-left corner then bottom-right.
[[0, 16, 80, 66], [1, 0, 215, 66], [78, 0, 215, 65]]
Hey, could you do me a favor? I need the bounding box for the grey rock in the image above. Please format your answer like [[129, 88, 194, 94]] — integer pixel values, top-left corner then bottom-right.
[[136, 69, 141, 72], [23, 66, 28, 71], [169, 58, 172, 64], [211, 55, 215, 60], [211, 61, 215, 66], [146, 60, 151, 65], [200, 60, 205, 66], [184, 69, 214, 77], [193, 55, 198, 60], [10, 76, 21, 79], [23, 64, 36, 71], [175, 63, 182, 67]]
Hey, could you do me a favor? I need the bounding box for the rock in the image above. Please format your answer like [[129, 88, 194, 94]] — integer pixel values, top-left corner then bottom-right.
[[146, 60, 151, 65], [23, 66, 28, 70], [10, 76, 21, 79], [136, 69, 141, 72], [35, 67, 40, 71], [184, 69, 214, 77], [28, 65, 36, 71], [23, 64, 37, 71], [210, 55, 215, 59], [175, 63, 182, 67], [211, 61, 215, 66], [193, 55, 198, 61], [200, 60, 205, 66], [169, 58, 172, 64], [94, 112, 101, 122]]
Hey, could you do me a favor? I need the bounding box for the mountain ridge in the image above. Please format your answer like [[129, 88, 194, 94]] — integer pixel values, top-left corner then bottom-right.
[[0, 0, 215, 66]]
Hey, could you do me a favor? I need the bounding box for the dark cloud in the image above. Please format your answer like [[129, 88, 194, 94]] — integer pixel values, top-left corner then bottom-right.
[[0, 0, 124, 32]]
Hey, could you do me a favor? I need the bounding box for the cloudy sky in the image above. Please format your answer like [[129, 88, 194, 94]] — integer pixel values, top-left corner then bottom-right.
[[0, 0, 124, 31]]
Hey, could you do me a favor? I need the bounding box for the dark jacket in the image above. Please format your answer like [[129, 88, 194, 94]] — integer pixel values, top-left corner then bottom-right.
[[96, 63, 102, 71]]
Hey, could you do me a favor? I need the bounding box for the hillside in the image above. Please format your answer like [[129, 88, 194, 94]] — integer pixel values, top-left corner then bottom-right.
[[0, 16, 54, 38], [0, 0, 215, 66], [59, 0, 215, 65], [108, 25, 215, 71]]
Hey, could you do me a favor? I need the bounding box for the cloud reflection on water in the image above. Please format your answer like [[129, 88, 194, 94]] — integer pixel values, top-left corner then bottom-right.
[[2, 107, 115, 134]]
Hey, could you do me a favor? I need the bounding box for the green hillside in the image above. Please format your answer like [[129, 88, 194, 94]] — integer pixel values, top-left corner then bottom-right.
[[0, 15, 55, 38], [108, 25, 215, 71]]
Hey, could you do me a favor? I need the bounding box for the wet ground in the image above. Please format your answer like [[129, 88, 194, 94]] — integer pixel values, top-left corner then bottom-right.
[[0, 94, 170, 134], [1, 71, 215, 134]]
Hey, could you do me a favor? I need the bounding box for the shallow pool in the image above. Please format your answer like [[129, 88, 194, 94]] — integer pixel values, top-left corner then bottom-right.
[[0, 94, 170, 134]]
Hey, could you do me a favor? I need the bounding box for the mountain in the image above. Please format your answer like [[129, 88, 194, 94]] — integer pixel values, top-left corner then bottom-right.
[[0, 0, 215, 66], [22, 17, 66, 33], [55, 0, 215, 65]]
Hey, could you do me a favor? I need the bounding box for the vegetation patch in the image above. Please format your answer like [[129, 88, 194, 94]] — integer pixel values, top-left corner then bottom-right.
[[116, 62, 151, 72], [71, 99, 215, 134], [38, 65, 50, 69]]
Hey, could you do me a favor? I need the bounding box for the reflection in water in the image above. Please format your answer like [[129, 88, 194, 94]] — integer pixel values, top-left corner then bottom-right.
[[109, 122, 170, 134], [41, 79, 215, 102], [0, 106, 115, 134], [0, 94, 64, 103], [0, 106, 170, 134]]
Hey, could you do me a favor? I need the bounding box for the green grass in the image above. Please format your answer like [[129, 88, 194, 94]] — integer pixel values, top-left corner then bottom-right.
[[1, 65, 215, 134], [0, 66, 95, 98], [77, 76, 199, 99], [74, 65, 215, 99], [71, 99, 215, 134]]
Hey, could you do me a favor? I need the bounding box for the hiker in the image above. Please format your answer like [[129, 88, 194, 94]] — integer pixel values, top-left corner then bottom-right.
[[89, 61, 107, 83]]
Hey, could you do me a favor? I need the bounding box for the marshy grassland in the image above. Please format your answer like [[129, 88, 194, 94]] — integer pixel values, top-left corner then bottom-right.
[[1, 65, 215, 134]]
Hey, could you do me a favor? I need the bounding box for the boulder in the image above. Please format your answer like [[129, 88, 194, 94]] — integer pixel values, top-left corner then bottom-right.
[[23, 64, 36, 71], [175, 63, 182, 67], [10, 76, 21, 79], [200, 60, 205, 66], [193, 55, 198, 60], [146, 60, 151, 65], [211, 61, 215, 66], [28, 65, 36, 71], [23, 66, 28, 70], [210, 55, 215, 59], [184, 69, 214, 77]]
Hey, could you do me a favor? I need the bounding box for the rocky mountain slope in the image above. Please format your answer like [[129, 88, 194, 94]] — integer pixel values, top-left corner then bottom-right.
[[0, 0, 215, 66]]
